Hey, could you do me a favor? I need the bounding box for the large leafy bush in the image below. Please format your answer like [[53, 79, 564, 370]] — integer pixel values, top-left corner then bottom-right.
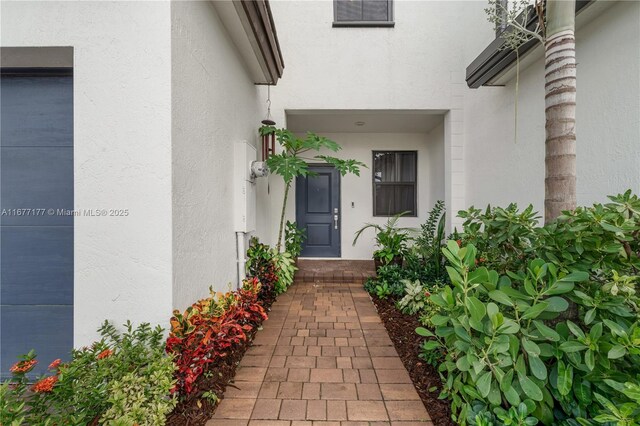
[[458, 191, 640, 275], [418, 191, 640, 425]]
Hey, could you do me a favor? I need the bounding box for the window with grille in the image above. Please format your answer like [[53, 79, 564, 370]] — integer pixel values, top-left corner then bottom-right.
[[334, 0, 394, 27], [372, 151, 417, 216]]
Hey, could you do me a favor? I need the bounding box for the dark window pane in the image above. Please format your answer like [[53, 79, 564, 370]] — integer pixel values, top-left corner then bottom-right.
[[363, 0, 389, 21], [374, 184, 394, 216], [373, 151, 396, 182], [372, 150, 417, 216], [395, 185, 416, 215], [398, 152, 416, 182], [336, 0, 363, 21]]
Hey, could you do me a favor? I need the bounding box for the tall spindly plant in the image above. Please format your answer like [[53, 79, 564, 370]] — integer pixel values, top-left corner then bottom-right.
[[260, 126, 365, 252], [486, 0, 577, 223]]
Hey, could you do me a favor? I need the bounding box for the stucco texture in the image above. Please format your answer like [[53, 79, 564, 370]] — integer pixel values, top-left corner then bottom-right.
[[463, 1, 640, 213], [259, 0, 491, 249], [171, 1, 262, 309], [1, 1, 173, 346]]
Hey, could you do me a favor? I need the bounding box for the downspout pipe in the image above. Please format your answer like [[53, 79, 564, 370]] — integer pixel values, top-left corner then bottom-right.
[[236, 231, 247, 288]]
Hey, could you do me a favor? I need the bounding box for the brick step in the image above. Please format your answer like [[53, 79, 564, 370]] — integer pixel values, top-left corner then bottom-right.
[[294, 259, 375, 284], [294, 270, 376, 284]]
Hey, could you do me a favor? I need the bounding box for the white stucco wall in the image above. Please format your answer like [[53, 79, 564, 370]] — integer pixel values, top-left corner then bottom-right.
[[1, 1, 173, 346], [260, 0, 491, 250], [267, 0, 488, 111], [314, 132, 445, 259], [464, 1, 640, 213], [171, 1, 262, 308]]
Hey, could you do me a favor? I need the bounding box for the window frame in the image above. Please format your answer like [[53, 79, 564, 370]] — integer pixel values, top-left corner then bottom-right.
[[333, 0, 395, 28], [372, 150, 418, 217]]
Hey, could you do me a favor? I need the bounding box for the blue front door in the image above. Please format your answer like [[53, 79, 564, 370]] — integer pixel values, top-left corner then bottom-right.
[[0, 70, 74, 377], [296, 165, 341, 257]]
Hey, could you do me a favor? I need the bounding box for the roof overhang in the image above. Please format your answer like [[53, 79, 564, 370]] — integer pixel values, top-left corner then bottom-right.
[[286, 110, 446, 134], [211, 0, 284, 85], [466, 0, 605, 89]]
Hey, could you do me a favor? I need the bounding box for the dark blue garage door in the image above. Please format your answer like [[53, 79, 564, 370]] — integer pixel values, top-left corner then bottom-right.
[[1, 69, 74, 378]]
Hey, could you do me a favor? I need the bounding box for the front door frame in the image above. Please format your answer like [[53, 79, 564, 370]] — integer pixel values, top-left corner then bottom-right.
[[295, 163, 341, 258]]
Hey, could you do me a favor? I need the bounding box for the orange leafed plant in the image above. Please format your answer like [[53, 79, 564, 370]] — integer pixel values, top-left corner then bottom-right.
[[166, 278, 268, 394]]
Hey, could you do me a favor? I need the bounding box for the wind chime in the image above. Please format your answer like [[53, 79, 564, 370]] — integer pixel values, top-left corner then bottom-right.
[[261, 84, 276, 162]]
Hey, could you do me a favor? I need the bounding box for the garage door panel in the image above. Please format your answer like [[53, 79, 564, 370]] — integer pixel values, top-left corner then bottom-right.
[[0, 72, 74, 378], [0, 146, 74, 226], [1, 227, 73, 305], [0, 76, 73, 147], [0, 305, 73, 379]]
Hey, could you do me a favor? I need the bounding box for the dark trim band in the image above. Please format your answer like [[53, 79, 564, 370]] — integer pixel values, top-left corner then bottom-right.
[[466, 0, 591, 89], [0, 67, 73, 77], [237, 0, 284, 85], [332, 21, 395, 28]]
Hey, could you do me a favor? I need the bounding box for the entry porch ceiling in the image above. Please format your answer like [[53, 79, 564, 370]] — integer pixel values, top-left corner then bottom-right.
[[286, 110, 446, 134]]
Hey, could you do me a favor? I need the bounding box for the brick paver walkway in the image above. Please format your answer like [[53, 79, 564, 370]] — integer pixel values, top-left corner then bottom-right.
[[207, 281, 432, 426]]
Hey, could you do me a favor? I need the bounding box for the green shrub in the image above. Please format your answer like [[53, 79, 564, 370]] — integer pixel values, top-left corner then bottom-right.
[[100, 362, 176, 425], [246, 237, 278, 304], [418, 190, 640, 425], [417, 292, 442, 327], [247, 236, 297, 296], [458, 190, 640, 276], [402, 248, 447, 284], [396, 279, 428, 315], [368, 264, 408, 297], [415, 199, 447, 276], [1, 321, 176, 426], [273, 250, 296, 294], [365, 258, 446, 301], [374, 282, 392, 299], [353, 212, 414, 265], [362, 202, 449, 302], [285, 220, 306, 259]]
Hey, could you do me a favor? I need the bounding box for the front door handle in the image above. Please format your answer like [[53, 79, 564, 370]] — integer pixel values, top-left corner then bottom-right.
[[334, 214, 339, 230]]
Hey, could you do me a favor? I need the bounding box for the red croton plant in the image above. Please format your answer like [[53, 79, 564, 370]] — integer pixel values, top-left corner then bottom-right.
[[166, 277, 268, 394]]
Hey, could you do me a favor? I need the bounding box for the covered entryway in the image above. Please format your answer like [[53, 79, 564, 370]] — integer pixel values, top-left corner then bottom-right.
[[287, 110, 446, 260], [0, 66, 74, 378], [296, 165, 341, 257]]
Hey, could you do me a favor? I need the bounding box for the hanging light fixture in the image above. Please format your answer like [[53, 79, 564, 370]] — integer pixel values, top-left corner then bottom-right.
[[261, 85, 276, 161]]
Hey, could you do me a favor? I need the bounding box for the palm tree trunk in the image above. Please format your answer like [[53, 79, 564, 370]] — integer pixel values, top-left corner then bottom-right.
[[544, 0, 577, 223]]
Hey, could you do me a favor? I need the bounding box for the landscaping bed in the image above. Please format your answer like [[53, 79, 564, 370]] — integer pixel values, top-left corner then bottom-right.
[[362, 191, 640, 425], [1, 238, 294, 426], [165, 327, 258, 426], [371, 295, 454, 426]]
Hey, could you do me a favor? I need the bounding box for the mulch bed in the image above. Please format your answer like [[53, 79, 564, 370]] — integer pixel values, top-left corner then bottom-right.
[[165, 301, 273, 426], [371, 296, 455, 426], [165, 331, 255, 426]]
